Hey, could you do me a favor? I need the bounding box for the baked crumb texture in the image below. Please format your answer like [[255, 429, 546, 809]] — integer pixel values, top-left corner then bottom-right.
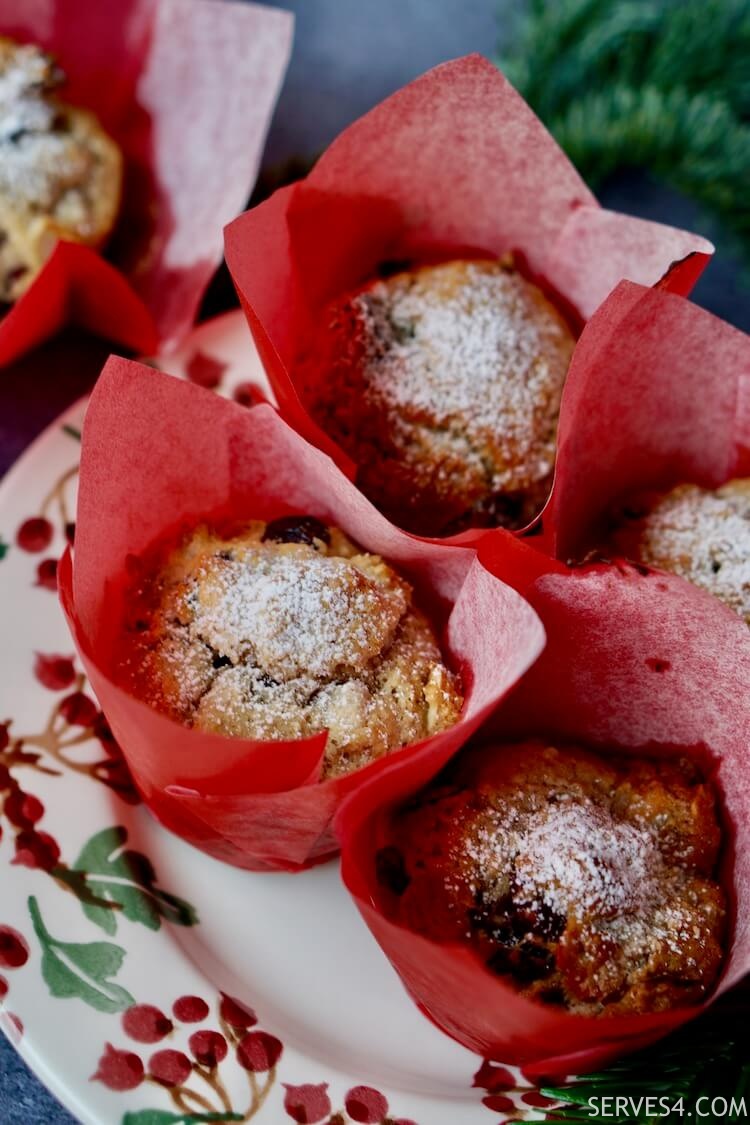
[[612, 480, 750, 624], [117, 517, 463, 779], [0, 36, 122, 302], [379, 741, 726, 1016], [300, 259, 575, 536]]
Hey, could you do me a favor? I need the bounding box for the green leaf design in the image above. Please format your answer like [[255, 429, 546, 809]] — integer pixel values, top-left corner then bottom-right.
[[62, 423, 81, 441], [0, 538, 8, 560], [70, 826, 198, 936], [28, 895, 134, 1013], [122, 1113, 243, 1125]]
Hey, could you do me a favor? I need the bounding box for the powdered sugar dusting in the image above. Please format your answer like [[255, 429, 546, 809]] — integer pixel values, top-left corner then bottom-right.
[[353, 261, 573, 489], [458, 779, 723, 1005], [514, 802, 659, 919], [634, 481, 750, 623], [0, 40, 79, 206], [191, 550, 406, 681], [120, 525, 463, 777]]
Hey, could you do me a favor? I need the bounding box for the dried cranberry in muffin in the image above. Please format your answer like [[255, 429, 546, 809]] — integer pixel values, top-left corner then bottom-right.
[[116, 518, 463, 778], [380, 741, 726, 1015], [610, 480, 750, 624], [298, 258, 575, 536]]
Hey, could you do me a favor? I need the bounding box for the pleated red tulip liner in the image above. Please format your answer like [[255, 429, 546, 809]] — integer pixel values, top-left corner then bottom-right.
[[337, 532, 750, 1079], [59, 357, 545, 872], [540, 279, 750, 560], [0, 0, 292, 365], [224, 53, 713, 542]]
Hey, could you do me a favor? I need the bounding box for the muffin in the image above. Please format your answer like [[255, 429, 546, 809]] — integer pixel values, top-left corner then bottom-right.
[[611, 480, 750, 624], [377, 741, 726, 1015], [0, 37, 122, 303], [116, 515, 463, 778], [299, 258, 575, 536]]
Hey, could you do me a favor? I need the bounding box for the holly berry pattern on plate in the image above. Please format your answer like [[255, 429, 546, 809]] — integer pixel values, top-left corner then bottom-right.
[[0, 312, 549, 1125]]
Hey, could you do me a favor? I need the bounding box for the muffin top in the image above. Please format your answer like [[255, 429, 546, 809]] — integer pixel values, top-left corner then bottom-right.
[[379, 741, 726, 1015], [612, 480, 750, 624], [0, 36, 122, 301], [300, 258, 575, 535], [117, 516, 463, 778]]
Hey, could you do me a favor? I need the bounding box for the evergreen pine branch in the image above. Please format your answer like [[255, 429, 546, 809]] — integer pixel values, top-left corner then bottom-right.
[[536, 997, 750, 1122], [499, 0, 750, 272]]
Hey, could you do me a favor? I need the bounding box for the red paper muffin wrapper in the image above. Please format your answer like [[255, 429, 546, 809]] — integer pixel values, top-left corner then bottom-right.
[[0, 0, 293, 365], [224, 54, 713, 539], [541, 280, 750, 559], [59, 356, 545, 871], [337, 532, 750, 1078]]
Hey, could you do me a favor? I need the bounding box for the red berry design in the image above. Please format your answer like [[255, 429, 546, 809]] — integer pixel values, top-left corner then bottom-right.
[[35, 558, 58, 590], [122, 1004, 173, 1043], [0, 724, 8, 753], [92, 757, 140, 804], [0, 927, 29, 969], [2, 1012, 23, 1044], [473, 1060, 517, 1093], [33, 653, 76, 691], [344, 1086, 388, 1123], [3, 788, 45, 828], [521, 1090, 558, 1108], [189, 1029, 227, 1068], [186, 350, 227, 389], [16, 517, 53, 553], [173, 995, 209, 1023], [91, 1043, 144, 1090], [0, 764, 10, 790], [219, 991, 257, 1029], [482, 1093, 516, 1113], [0, 975, 7, 1000], [237, 1030, 283, 1072], [283, 1082, 331, 1123], [149, 1048, 192, 1087], [233, 381, 267, 408], [12, 830, 60, 870], [58, 692, 98, 727]]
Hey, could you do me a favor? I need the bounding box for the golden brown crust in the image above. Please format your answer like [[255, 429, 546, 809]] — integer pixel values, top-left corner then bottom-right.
[[381, 741, 726, 1016], [116, 517, 463, 778], [611, 480, 750, 624], [299, 259, 575, 535], [0, 36, 122, 302]]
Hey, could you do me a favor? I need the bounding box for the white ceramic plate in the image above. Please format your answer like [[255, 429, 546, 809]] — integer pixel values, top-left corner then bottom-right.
[[0, 313, 551, 1125]]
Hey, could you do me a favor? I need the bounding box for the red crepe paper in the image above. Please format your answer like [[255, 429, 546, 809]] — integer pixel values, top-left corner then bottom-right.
[[541, 280, 750, 560], [0, 0, 293, 366], [337, 532, 750, 1078], [58, 356, 545, 871], [224, 54, 713, 539]]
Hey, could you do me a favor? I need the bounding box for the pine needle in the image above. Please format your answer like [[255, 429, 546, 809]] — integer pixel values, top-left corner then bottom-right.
[[499, 0, 750, 267]]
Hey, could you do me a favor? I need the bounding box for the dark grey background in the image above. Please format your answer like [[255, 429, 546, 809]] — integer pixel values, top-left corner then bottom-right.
[[0, 1, 747, 1121]]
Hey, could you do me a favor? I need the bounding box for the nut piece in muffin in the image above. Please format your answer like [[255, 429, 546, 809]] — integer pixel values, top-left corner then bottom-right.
[[611, 480, 750, 624], [299, 258, 575, 536], [0, 37, 122, 303], [377, 741, 726, 1015], [116, 515, 463, 778]]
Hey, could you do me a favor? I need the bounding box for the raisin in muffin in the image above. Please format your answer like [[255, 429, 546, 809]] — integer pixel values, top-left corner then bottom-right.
[[377, 741, 726, 1015], [0, 37, 122, 303], [611, 480, 750, 624], [299, 258, 575, 536], [117, 516, 463, 778]]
